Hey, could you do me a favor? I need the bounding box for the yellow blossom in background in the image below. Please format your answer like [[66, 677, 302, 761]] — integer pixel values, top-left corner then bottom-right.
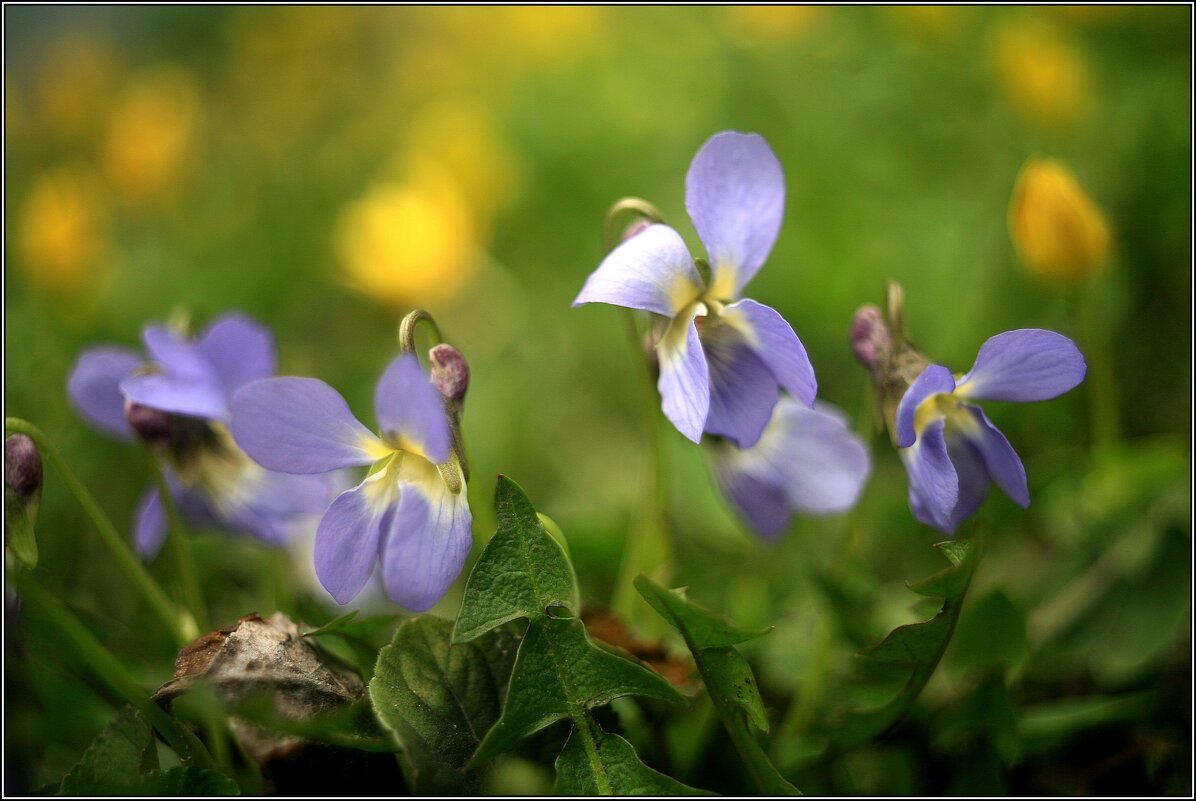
[[400, 99, 521, 228], [34, 32, 118, 140], [335, 162, 480, 309], [18, 165, 111, 295], [992, 17, 1093, 130], [726, 5, 822, 45], [100, 65, 202, 207], [1009, 157, 1110, 284], [887, 6, 964, 44]]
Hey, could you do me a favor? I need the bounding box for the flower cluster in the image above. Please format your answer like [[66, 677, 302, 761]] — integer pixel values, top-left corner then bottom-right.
[[68, 314, 333, 556], [575, 131, 870, 538]]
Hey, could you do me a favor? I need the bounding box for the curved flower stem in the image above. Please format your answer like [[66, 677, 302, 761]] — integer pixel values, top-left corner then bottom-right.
[[398, 308, 442, 355], [5, 417, 192, 647], [10, 570, 211, 766], [611, 310, 672, 628], [146, 455, 207, 633]]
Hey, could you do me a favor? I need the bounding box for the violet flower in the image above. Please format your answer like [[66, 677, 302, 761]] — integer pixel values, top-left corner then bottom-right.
[[895, 329, 1086, 533], [710, 398, 871, 540], [230, 353, 471, 611], [573, 131, 816, 448], [67, 313, 333, 557]]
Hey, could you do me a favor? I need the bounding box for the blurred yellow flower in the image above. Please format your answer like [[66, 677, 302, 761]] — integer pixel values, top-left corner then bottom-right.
[[400, 99, 520, 226], [101, 65, 202, 207], [1009, 157, 1110, 284], [335, 163, 480, 309], [34, 32, 118, 140], [992, 17, 1093, 130], [18, 165, 110, 295], [726, 6, 822, 44], [888, 6, 964, 44]]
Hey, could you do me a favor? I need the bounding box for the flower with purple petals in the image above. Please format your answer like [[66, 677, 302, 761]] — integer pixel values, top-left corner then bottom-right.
[[895, 329, 1086, 533], [230, 353, 471, 611], [67, 314, 334, 557], [573, 131, 816, 448], [710, 398, 871, 540]]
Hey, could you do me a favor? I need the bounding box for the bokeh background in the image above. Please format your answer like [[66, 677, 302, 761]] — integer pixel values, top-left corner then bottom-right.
[[4, 6, 1191, 795]]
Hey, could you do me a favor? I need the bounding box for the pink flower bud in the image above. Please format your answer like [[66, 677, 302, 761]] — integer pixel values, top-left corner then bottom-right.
[[850, 304, 891, 368], [428, 343, 469, 404]]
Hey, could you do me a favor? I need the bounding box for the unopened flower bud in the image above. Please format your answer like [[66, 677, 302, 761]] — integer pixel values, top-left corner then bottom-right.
[[428, 343, 469, 404], [1009, 156, 1110, 284], [850, 304, 891, 369], [621, 218, 652, 242], [5, 434, 42, 505], [5, 434, 42, 569], [124, 399, 174, 446]]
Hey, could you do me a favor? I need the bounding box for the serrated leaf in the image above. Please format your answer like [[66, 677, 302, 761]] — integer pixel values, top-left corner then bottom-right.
[[554, 719, 712, 795], [453, 477, 579, 643], [304, 611, 400, 641], [471, 615, 684, 765], [58, 707, 159, 794], [369, 616, 519, 793], [635, 577, 771, 649], [137, 766, 240, 795], [860, 606, 956, 665], [935, 539, 970, 567], [5, 486, 38, 568], [635, 576, 798, 795]]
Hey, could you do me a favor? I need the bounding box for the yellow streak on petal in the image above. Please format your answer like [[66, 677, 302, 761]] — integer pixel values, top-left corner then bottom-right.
[[707, 261, 739, 302], [361, 435, 397, 463]]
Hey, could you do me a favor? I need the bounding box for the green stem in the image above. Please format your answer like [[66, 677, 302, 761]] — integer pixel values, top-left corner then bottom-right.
[[147, 455, 207, 633], [611, 311, 672, 627], [11, 571, 211, 766], [5, 417, 191, 647]]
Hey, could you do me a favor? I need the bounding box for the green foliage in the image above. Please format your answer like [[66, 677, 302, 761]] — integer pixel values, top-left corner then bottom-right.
[[305, 611, 401, 681], [950, 589, 1029, 673], [4, 486, 39, 568], [369, 616, 519, 794], [454, 476, 695, 794], [554, 718, 712, 795], [636, 576, 798, 795], [453, 477, 580, 643], [57, 707, 238, 796]]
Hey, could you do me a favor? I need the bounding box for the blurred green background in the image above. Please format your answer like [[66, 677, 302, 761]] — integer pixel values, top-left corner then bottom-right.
[[4, 6, 1191, 795]]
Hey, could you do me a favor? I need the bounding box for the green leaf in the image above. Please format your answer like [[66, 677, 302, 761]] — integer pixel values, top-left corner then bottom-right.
[[859, 605, 957, 665], [453, 476, 579, 643], [58, 707, 159, 794], [369, 615, 519, 793], [137, 766, 240, 795], [304, 610, 400, 641], [554, 719, 712, 795], [471, 615, 683, 765], [635, 578, 772, 649], [5, 486, 38, 568], [635, 576, 798, 796]]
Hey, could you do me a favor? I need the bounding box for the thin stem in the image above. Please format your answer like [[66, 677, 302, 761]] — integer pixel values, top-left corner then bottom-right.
[[1072, 286, 1121, 461], [397, 308, 441, 355], [147, 455, 207, 633], [10, 570, 211, 767], [611, 311, 672, 628], [5, 417, 190, 647], [602, 197, 666, 252]]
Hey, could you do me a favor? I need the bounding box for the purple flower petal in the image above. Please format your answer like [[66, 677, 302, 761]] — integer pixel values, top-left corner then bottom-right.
[[895, 365, 956, 448], [208, 466, 333, 545], [900, 418, 959, 533], [314, 478, 392, 605], [776, 401, 871, 513], [960, 404, 1029, 507], [381, 475, 472, 612], [685, 131, 785, 297], [231, 377, 384, 474], [373, 353, 451, 465], [119, 372, 230, 421], [944, 435, 990, 530], [955, 329, 1086, 402], [723, 299, 817, 407], [197, 313, 278, 396], [134, 486, 167, 559], [67, 347, 143, 440], [657, 309, 710, 443], [572, 224, 703, 316], [712, 462, 792, 541], [702, 326, 778, 449]]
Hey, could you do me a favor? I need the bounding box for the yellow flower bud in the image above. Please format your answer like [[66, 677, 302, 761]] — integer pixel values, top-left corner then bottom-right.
[[18, 164, 110, 295], [992, 18, 1092, 130], [1009, 157, 1111, 284]]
